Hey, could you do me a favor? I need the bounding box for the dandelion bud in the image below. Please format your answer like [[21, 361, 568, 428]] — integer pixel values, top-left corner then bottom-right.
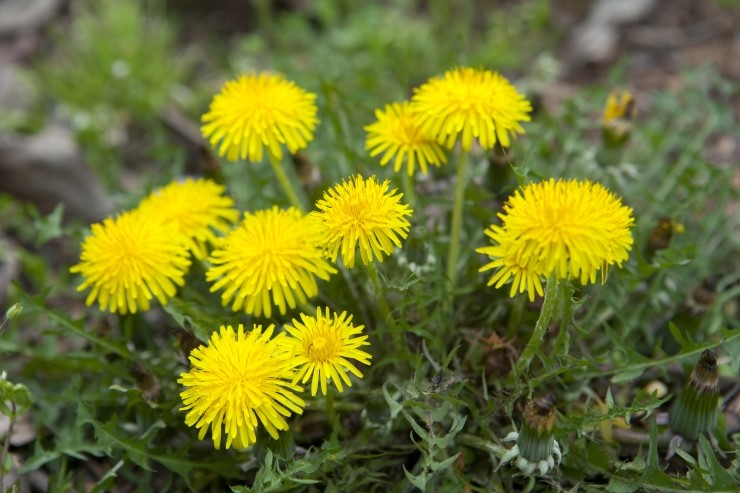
[[500, 395, 562, 476], [132, 362, 161, 402], [669, 350, 720, 442], [602, 89, 636, 147], [5, 303, 23, 320], [646, 217, 684, 259]]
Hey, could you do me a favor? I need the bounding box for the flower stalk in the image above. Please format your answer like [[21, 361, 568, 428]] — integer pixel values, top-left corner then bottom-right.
[[269, 153, 306, 213], [446, 151, 469, 298], [514, 277, 558, 374]]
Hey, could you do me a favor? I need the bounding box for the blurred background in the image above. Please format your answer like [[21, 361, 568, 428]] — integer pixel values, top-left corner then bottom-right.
[[1, 0, 738, 223]]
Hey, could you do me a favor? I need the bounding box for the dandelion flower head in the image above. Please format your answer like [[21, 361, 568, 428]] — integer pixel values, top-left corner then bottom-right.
[[364, 101, 447, 176], [179, 324, 305, 449], [312, 175, 412, 268], [206, 206, 336, 318], [411, 66, 532, 151], [70, 209, 191, 314], [477, 179, 634, 301], [136, 178, 239, 259], [201, 72, 319, 163], [283, 308, 371, 396], [602, 89, 635, 124]]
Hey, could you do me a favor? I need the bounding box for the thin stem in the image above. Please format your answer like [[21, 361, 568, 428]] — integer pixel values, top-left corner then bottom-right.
[[367, 261, 408, 358], [446, 151, 469, 299], [401, 171, 417, 211], [515, 277, 559, 374], [0, 401, 15, 488], [551, 279, 574, 359], [366, 261, 394, 330], [268, 153, 306, 212], [325, 391, 337, 426]]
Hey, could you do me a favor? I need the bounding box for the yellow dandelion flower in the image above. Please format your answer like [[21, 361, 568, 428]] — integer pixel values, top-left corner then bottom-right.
[[477, 179, 634, 301], [602, 89, 636, 147], [477, 224, 545, 301], [282, 308, 371, 396], [312, 175, 412, 268], [206, 206, 336, 318], [364, 101, 447, 176], [411, 66, 532, 151], [69, 209, 191, 314], [136, 178, 239, 259], [602, 89, 635, 124], [179, 324, 305, 449], [201, 72, 319, 163]]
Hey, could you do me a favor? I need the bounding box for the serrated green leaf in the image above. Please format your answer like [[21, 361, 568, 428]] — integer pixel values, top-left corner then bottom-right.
[[429, 453, 460, 472], [77, 402, 152, 471], [382, 382, 403, 419], [642, 416, 674, 488], [607, 477, 638, 493], [668, 322, 693, 351], [611, 367, 646, 383], [586, 442, 611, 473], [698, 435, 738, 490], [90, 460, 124, 493], [441, 345, 461, 370], [436, 415, 466, 449], [673, 447, 696, 466], [402, 410, 429, 441], [15, 287, 131, 359], [403, 465, 427, 490], [32, 203, 65, 246]]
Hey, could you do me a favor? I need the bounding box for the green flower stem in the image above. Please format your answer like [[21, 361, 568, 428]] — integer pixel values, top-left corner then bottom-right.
[[0, 400, 15, 489], [268, 153, 306, 212], [325, 390, 337, 426], [457, 433, 509, 457], [515, 277, 559, 374], [446, 151, 469, 298], [366, 261, 406, 356], [401, 171, 417, 211], [551, 279, 574, 359]]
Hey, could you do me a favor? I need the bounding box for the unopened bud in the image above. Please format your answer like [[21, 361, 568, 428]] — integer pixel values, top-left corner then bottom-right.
[[669, 350, 720, 441], [602, 89, 636, 147], [501, 395, 562, 476], [5, 303, 23, 320]]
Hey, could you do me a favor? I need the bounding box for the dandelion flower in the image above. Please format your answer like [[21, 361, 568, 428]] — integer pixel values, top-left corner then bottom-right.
[[137, 178, 239, 259], [206, 206, 336, 318], [312, 175, 412, 268], [283, 308, 371, 396], [411, 67, 532, 151], [602, 89, 636, 146], [365, 101, 447, 176], [602, 89, 635, 124], [477, 179, 634, 301], [70, 209, 190, 314], [201, 73, 319, 163], [179, 324, 304, 449], [477, 224, 545, 301]]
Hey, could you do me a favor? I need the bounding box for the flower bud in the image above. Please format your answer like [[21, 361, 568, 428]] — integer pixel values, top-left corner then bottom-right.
[[500, 395, 562, 476], [669, 350, 720, 441], [602, 89, 636, 147], [5, 303, 23, 320]]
